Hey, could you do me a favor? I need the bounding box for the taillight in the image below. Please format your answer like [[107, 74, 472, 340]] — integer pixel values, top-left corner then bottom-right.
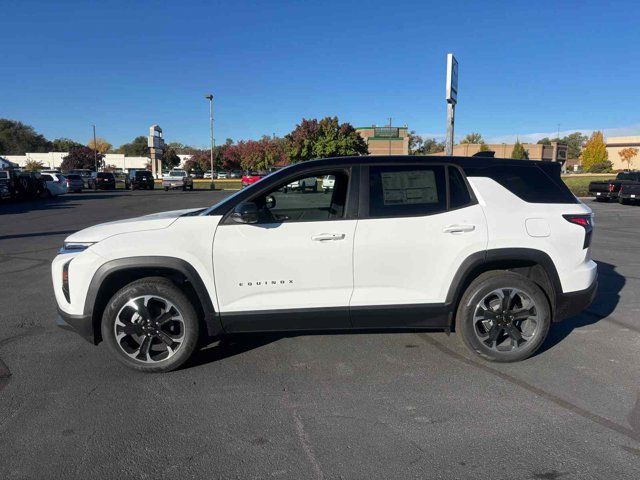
[[563, 214, 593, 249], [608, 183, 615, 192], [66, 180, 70, 187]]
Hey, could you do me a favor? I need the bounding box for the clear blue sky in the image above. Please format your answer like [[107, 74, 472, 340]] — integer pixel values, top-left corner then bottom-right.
[[2, 0, 639, 148]]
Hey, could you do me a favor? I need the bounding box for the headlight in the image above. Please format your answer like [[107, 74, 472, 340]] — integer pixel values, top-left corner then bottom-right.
[[59, 242, 95, 254]]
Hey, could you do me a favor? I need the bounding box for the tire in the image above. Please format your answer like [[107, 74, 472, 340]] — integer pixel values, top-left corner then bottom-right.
[[101, 277, 200, 373], [190, 185, 194, 191], [619, 197, 630, 205], [456, 271, 551, 363], [164, 186, 169, 191], [150, 184, 154, 190]]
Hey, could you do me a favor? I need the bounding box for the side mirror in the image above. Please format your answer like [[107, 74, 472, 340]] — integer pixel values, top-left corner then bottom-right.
[[265, 195, 276, 209], [231, 202, 259, 224]]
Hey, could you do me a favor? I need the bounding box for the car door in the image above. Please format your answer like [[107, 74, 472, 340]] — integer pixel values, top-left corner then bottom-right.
[[213, 167, 357, 332], [350, 163, 488, 328]]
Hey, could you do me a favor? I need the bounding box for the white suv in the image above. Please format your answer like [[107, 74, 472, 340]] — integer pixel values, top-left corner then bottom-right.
[[52, 156, 597, 372]]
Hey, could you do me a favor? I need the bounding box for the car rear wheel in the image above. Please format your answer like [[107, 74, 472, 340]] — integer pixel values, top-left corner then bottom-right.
[[101, 277, 200, 372], [457, 271, 551, 362]]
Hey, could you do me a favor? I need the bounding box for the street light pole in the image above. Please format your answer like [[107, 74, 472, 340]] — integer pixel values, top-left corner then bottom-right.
[[92, 124, 98, 171], [205, 94, 214, 177]]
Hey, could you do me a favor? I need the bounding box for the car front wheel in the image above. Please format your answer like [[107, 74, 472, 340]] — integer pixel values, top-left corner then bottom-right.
[[101, 277, 200, 372], [456, 271, 550, 363]]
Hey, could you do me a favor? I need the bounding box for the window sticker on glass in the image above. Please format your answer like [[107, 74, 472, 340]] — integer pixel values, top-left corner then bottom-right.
[[381, 170, 438, 205]]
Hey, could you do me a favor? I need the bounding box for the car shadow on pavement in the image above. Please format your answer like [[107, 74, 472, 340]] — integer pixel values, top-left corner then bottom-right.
[[537, 260, 624, 355], [186, 334, 284, 369]]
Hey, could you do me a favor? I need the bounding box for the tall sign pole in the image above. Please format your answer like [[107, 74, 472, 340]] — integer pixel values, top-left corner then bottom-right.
[[205, 94, 214, 175], [445, 53, 458, 156]]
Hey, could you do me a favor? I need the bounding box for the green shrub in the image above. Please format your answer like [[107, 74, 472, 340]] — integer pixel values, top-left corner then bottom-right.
[[588, 161, 613, 173]]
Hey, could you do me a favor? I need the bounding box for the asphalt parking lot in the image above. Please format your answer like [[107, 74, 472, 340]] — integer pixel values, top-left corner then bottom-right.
[[1, 191, 640, 479]]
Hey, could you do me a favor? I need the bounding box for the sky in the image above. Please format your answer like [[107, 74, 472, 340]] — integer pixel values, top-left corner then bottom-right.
[[1, 0, 639, 148]]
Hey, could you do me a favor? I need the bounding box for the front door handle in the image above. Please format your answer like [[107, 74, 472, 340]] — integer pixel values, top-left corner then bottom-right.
[[443, 224, 475, 234], [312, 233, 346, 241]]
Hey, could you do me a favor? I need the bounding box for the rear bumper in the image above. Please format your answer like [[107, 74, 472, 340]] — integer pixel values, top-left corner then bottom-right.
[[619, 192, 639, 199], [554, 275, 598, 322], [590, 191, 617, 199], [56, 308, 96, 344]]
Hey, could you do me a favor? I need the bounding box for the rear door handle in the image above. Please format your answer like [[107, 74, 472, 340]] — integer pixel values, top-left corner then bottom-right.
[[312, 233, 346, 241], [443, 224, 475, 234]]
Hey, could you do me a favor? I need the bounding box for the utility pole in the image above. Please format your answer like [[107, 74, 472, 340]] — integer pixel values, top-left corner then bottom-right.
[[445, 53, 458, 156], [388, 117, 392, 155], [92, 124, 98, 171], [205, 94, 214, 176]]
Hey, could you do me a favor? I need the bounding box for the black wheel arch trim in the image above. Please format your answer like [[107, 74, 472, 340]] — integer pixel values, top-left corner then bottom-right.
[[84, 256, 221, 343], [446, 248, 565, 324]]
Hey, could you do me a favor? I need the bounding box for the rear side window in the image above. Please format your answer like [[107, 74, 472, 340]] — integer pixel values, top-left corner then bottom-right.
[[465, 165, 578, 204], [448, 166, 472, 209], [369, 165, 447, 217]]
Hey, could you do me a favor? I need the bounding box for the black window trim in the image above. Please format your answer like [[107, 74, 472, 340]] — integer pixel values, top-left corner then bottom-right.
[[358, 162, 478, 220], [220, 166, 359, 225]]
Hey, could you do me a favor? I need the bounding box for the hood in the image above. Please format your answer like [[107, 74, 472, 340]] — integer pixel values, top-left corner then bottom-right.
[[65, 208, 204, 243]]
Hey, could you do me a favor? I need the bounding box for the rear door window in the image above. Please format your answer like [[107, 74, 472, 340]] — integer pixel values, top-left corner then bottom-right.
[[368, 165, 447, 217]]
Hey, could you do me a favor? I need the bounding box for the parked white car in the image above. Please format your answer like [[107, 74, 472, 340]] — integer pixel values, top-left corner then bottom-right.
[[322, 175, 335, 193], [284, 176, 317, 193], [52, 156, 597, 372], [40, 172, 68, 196]]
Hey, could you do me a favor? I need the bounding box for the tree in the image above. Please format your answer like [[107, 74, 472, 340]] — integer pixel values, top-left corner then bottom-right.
[[581, 131, 608, 172], [480, 143, 490, 152], [511, 140, 529, 159], [117, 136, 148, 156], [88, 137, 112, 154], [537, 137, 552, 145], [162, 146, 181, 169], [0, 119, 51, 154], [618, 147, 639, 170], [408, 131, 424, 154], [24, 159, 45, 171], [60, 146, 104, 172], [285, 117, 367, 163], [460, 133, 484, 144], [562, 132, 588, 159], [166, 142, 198, 155], [52, 138, 83, 151]]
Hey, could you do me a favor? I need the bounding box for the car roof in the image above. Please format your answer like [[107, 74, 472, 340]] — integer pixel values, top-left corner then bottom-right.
[[271, 155, 561, 178]]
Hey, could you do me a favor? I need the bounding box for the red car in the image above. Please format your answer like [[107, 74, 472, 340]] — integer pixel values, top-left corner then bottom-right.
[[241, 171, 266, 188]]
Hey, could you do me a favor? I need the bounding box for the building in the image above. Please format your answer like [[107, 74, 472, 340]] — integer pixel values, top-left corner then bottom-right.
[[1, 152, 154, 171], [356, 125, 409, 155], [432, 141, 568, 163], [605, 136, 640, 170]]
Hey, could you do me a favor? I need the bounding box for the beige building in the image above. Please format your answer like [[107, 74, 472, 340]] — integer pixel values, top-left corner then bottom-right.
[[605, 136, 640, 170], [433, 142, 568, 163], [356, 125, 409, 155]]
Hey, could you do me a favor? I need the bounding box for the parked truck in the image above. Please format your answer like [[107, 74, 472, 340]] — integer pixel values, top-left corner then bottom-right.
[[162, 169, 194, 191], [588, 171, 640, 201]]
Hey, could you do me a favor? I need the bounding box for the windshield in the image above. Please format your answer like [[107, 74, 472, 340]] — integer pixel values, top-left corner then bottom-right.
[[171, 171, 186, 177]]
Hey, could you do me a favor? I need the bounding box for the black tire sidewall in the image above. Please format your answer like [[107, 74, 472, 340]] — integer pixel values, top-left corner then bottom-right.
[[458, 272, 551, 362], [101, 278, 199, 372]]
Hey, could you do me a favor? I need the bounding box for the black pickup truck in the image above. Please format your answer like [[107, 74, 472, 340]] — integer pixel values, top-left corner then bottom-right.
[[619, 181, 640, 205], [588, 171, 640, 201]]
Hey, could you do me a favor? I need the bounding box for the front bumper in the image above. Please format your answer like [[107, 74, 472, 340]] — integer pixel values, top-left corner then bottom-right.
[[554, 275, 598, 322], [57, 308, 96, 344]]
